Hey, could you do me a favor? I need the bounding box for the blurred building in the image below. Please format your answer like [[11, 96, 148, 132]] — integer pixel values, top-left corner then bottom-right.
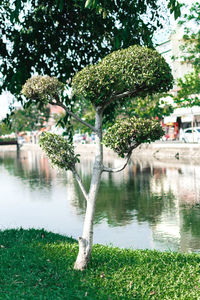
[[156, 26, 193, 83], [157, 26, 200, 140]]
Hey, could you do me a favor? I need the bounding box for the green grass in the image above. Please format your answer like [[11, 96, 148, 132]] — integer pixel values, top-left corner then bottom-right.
[[0, 229, 200, 299]]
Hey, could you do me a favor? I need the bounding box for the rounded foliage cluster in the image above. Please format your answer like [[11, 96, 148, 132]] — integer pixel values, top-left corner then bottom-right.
[[72, 45, 173, 107], [39, 133, 80, 171], [22, 75, 64, 103], [103, 117, 164, 157]]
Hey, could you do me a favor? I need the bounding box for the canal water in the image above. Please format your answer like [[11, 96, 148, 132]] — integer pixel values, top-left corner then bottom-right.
[[0, 148, 200, 253]]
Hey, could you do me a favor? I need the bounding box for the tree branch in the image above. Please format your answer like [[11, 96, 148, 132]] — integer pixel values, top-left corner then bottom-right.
[[103, 151, 132, 173], [102, 85, 146, 111], [102, 143, 140, 173], [72, 168, 89, 201], [50, 99, 97, 132], [112, 90, 136, 101], [102, 90, 133, 111]]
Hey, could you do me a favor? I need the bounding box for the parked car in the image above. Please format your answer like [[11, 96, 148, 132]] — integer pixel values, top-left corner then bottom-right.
[[180, 127, 200, 143]]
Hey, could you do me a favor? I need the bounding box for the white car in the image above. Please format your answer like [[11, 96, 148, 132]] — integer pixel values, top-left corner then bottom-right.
[[180, 127, 200, 143]]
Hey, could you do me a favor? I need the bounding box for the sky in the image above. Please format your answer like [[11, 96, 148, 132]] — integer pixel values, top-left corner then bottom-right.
[[0, 93, 10, 119], [0, 92, 14, 119], [0, 0, 194, 120]]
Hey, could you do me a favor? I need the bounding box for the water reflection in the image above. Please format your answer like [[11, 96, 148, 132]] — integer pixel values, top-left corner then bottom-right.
[[0, 150, 54, 190], [73, 161, 175, 228], [0, 149, 200, 252]]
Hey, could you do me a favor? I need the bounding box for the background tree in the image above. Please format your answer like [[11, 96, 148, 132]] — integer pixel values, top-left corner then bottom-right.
[[71, 93, 174, 134], [110, 94, 174, 121], [0, 0, 179, 100], [6, 0, 182, 22], [175, 69, 200, 106], [175, 2, 200, 106], [0, 0, 181, 134], [0, 105, 50, 134], [178, 2, 200, 68], [0, 122, 10, 137], [22, 45, 173, 270]]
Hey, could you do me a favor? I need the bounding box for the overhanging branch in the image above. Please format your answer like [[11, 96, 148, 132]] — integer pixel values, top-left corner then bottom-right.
[[102, 85, 146, 111], [102, 90, 134, 111], [103, 152, 132, 173], [50, 99, 96, 132], [102, 143, 139, 173]]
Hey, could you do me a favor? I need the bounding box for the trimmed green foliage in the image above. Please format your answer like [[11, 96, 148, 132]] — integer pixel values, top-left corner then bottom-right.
[[39, 133, 80, 171], [0, 229, 200, 299], [22, 75, 64, 104], [103, 117, 164, 157], [72, 45, 173, 107]]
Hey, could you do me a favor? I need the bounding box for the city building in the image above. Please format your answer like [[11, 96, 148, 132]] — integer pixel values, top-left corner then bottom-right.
[[157, 26, 200, 140]]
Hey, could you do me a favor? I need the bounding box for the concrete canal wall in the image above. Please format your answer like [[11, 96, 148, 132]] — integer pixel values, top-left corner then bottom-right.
[[132, 142, 200, 159], [1, 142, 200, 159], [74, 142, 200, 159]]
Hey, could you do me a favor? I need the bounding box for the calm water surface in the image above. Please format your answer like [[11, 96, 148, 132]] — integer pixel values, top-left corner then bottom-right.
[[0, 148, 200, 253]]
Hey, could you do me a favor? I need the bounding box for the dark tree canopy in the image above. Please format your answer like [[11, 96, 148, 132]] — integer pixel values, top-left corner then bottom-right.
[[84, 0, 181, 20], [1, 0, 176, 100]]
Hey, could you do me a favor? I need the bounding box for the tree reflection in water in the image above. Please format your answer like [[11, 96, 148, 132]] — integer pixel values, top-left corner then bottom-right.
[[1, 149, 200, 252], [181, 204, 200, 236], [72, 158, 175, 227], [0, 150, 56, 190]]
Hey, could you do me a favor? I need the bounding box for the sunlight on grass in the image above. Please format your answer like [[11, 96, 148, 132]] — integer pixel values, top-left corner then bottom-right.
[[0, 229, 200, 299]]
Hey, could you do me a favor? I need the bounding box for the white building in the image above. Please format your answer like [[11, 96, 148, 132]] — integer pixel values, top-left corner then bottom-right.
[[157, 26, 193, 83], [157, 25, 200, 137]]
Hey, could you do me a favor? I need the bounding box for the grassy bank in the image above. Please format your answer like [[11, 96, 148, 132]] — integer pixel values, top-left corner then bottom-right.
[[0, 229, 200, 299]]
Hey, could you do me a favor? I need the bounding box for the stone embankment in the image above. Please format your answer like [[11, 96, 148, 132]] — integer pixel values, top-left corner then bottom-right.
[[132, 142, 200, 159], [74, 142, 200, 159], [1, 142, 200, 159]]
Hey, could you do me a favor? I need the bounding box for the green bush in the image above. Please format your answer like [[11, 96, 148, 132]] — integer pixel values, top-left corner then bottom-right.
[[103, 117, 164, 157], [22, 75, 64, 104], [39, 133, 80, 171], [72, 45, 173, 107]]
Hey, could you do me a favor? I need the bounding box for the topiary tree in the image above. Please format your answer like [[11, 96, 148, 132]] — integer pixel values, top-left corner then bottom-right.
[[22, 45, 173, 270]]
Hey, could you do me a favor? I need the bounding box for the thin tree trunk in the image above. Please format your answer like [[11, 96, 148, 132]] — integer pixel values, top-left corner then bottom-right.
[[74, 108, 103, 270]]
